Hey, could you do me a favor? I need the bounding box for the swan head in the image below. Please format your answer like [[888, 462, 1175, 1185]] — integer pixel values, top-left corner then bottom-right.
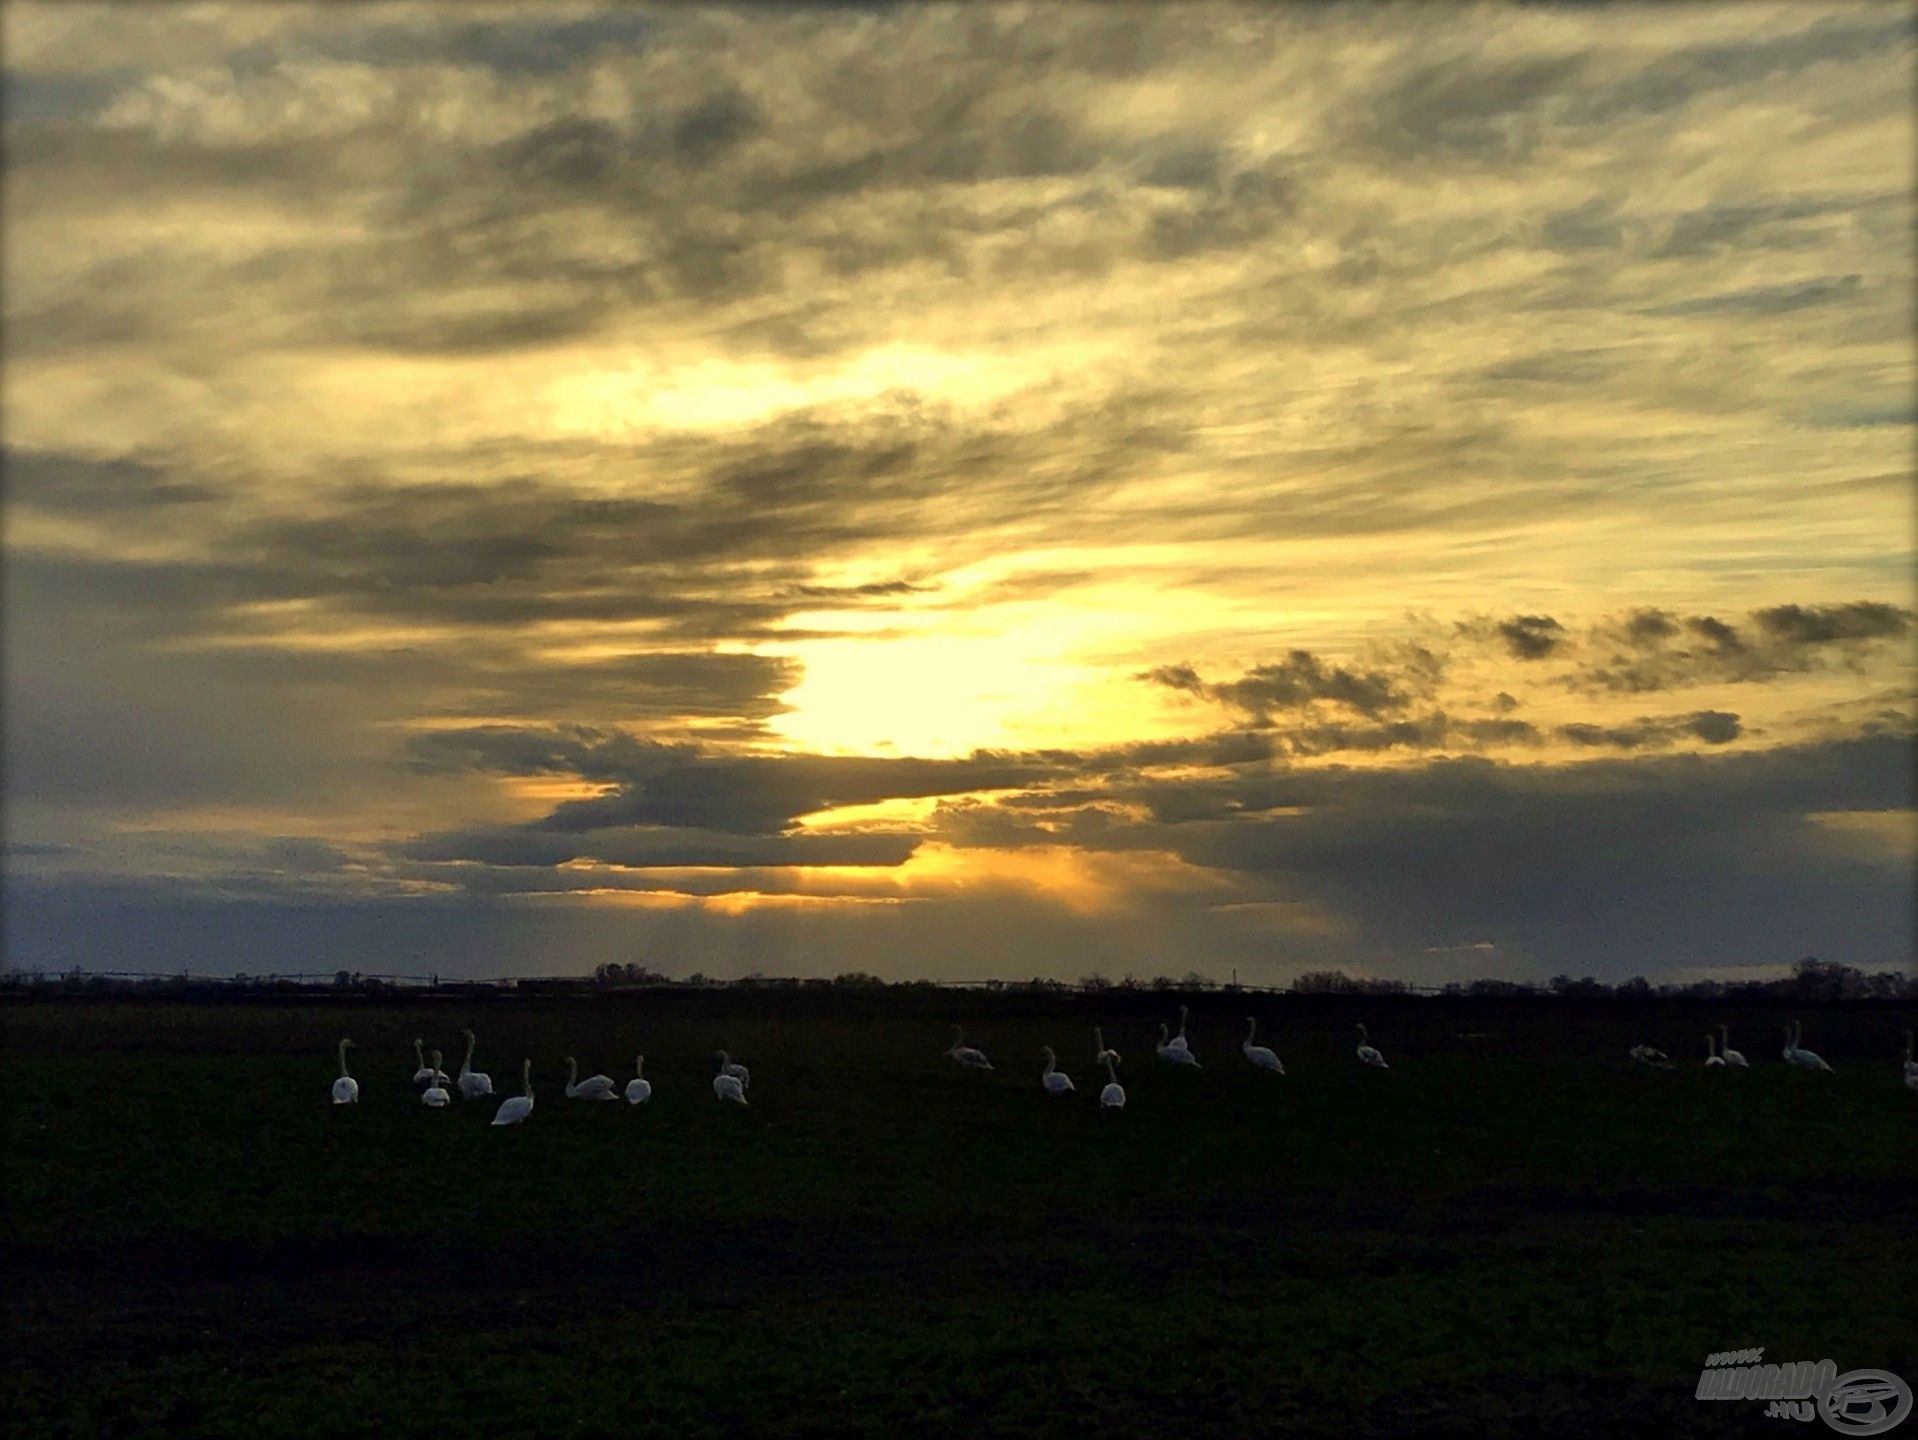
[[462, 1028, 475, 1041], [430, 1049, 442, 1068], [1157, 1023, 1169, 1042]]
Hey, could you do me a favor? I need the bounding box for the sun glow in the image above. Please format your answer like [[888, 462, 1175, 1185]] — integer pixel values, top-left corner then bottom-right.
[[546, 343, 1058, 436]]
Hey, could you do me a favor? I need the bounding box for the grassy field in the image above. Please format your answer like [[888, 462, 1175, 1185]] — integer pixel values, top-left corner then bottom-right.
[[4, 993, 1914, 1438]]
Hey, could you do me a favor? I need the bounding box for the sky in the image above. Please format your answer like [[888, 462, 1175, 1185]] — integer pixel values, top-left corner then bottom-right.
[[2, 1, 1913, 985]]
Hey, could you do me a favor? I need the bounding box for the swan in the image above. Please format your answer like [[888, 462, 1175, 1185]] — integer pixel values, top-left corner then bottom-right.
[[456, 1028, 494, 1100], [625, 1055, 652, 1105], [1628, 1044, 1672, 1069], [1355, 1023, 1389, 1069], [1041, 1046, 1074, 1095], [1093, 1026, 1120, 1066], [1098, 1054, 1126, 1114], [947, 1025, 993, 1070], [331, 1038, 359, 1104], [1902, 1031, 1918, 1093], [412, 1039, 449, 1087], [1784, 1020, 1832, 1072], [422, 1050, 451, 1106], [713, 1065, 748, 1105], [1241, 1017, 1283, 1073], [565, 1057, 618, 1100], [1703, 1033, 1725, 1067], [491, 1060, 534, 1126], [1718, 1024, 1748, 1068], [1168, 1004, 1192, 1053], [1156, 1023, 1200, 1067], [716, 1050, 750, 1089]]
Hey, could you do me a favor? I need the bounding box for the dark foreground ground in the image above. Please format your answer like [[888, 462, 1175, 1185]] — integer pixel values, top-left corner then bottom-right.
[[3, 993, 1914, 1438]]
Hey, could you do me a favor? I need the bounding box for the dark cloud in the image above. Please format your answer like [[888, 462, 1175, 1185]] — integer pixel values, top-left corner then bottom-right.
[[1641, 274, 1865, 318], [787, 579, 931, 600], [1359, 50, 1588, 163], [403, 722, 1075, 834], [931, 731, 1914, 969], [318, 11, 657, 75], [402, 725, 697, 783], [396, 824, 916, 870], [1585, 603, 1912, 692], [532, 752, 1067, 835], [1561, 12, 1916, 127], [1142, 648, 1435, 720], [4, 449, 219, 513], [1488, 615, 1566, 660], [1556, 710, 1741, 750], [1753, 602, 1911, 647], [671, 88, 764, 165]]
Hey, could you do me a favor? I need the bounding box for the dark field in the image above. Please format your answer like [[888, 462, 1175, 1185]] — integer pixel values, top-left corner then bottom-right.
[[4, 993, 1914, 1438]]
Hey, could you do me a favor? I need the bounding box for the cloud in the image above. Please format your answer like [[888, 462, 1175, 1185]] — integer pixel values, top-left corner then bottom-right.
[[2, 4, 1910, 982], [396, 824, 917, 870], [929, 731, 1915, 969], [1493, 615, 1566, 661], [1584, 603, 1912, 693], [1142, 648, 1440, 720], [1556, 710, 1741, 750]]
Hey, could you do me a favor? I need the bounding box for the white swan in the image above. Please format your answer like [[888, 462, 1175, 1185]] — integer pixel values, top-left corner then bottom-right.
[[713, 1064, 748, 1105], [331, 1038, 359, 1104], [1784, 1020, 1832, 1072], [716, 1050, 750, 1089], [1902, 1031, 1918, 1094], [1093, 1026, 1120, 1066], [1704, 1033, 1725, 1067], [1718, 1024, 1748, 1068], [1041, 1046, 1074, 1095], [491, 1060, 534, 1126], [456, 1028, 494, 1100], [1156, 1023, 1200, 1067], [1167, 1004, 1192, 1053], [565, 1057, 618, 1100], [947, 1025, 993, 1070], [1628, 1043, 1672, 1069], [412, 1038, 449, 1087], [1098, 1054, 1126, 1114], [1355, 1023, 1388, 1069], [422, 1049, 451, 1106], [625, 1055, 652, 1105], [1242, 1017, 1283, 1073]]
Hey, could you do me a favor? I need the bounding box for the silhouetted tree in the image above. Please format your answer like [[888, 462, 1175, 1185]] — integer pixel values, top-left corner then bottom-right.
[[1292, 970, 1358, 994]]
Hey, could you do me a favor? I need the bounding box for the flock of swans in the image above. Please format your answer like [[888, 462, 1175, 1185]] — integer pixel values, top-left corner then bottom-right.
[[1625, 1019, 1904, 1077], [329, 1011, 1918, 1120]]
